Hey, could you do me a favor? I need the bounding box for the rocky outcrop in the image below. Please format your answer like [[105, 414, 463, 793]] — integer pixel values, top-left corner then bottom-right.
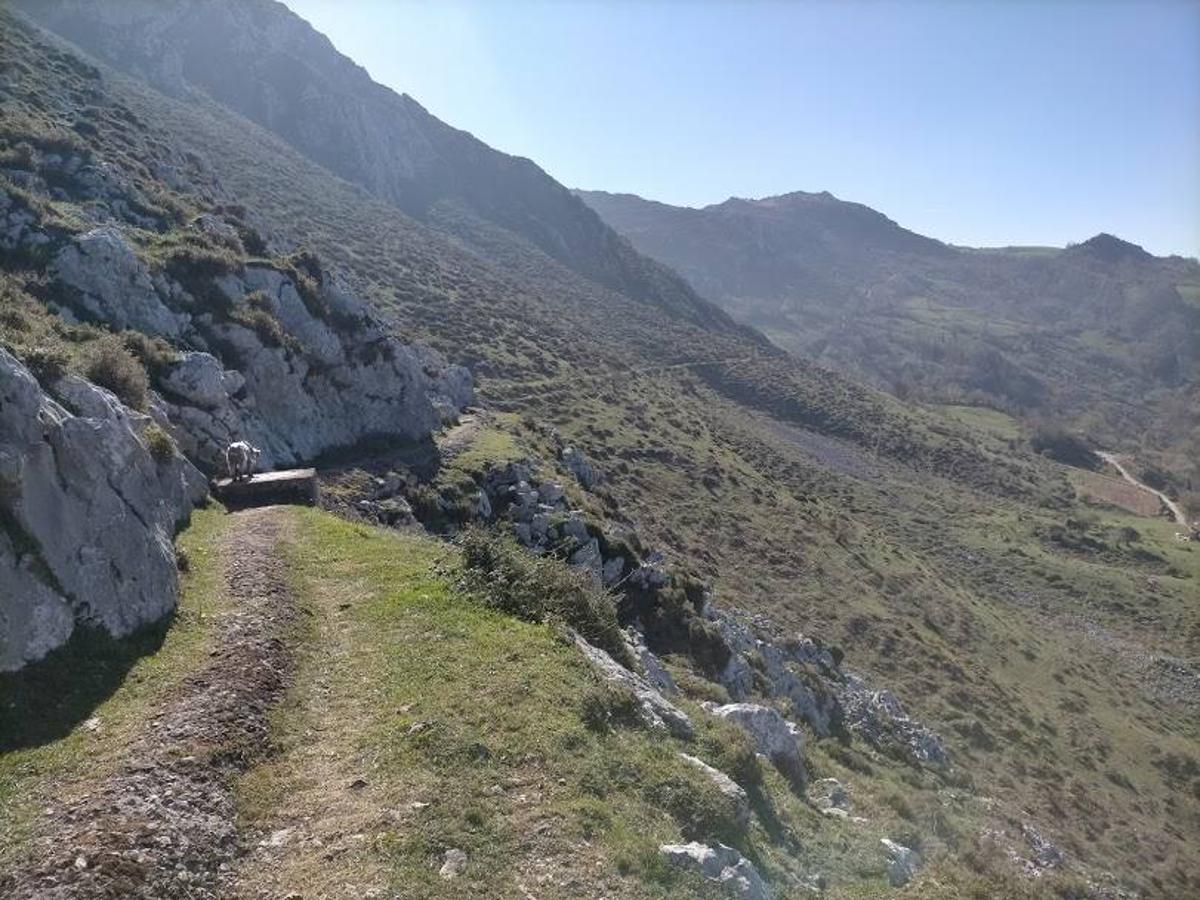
[[46, 226, 473, 473], [707, 608, 842, 737], [0, 348, 207, 671], [573, 632, 693, 739], [659, 841, 770, 900], [52, 226, 189, 337], [704, 702, 806, 788], [840, 675, 950, 770], [881, 838, 921, 887], [679, 753, 751, 830], [625, 627, 677, 695]]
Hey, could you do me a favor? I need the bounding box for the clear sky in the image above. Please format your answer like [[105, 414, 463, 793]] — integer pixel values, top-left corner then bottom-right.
[[282, 0, 1200, 257]]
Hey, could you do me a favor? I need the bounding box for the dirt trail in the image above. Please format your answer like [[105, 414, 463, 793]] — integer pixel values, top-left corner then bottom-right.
[[1096, 451, 1187, 526], [2, 507, 298, 900], [437, 408, 485, 461]]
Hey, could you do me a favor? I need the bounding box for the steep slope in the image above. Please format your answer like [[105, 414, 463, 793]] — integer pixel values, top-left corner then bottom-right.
[[13, 0, 745, 335], [3, 9, 1199, 898], [580, 189, 1200, 484]]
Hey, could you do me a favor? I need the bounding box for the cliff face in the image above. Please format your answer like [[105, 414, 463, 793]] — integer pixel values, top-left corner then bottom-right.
[[0, 348, 207, 671]]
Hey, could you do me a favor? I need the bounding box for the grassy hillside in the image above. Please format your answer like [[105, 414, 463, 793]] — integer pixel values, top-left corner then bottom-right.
[[2, 9, 1198, 897], [580, 190, 1200, 489]]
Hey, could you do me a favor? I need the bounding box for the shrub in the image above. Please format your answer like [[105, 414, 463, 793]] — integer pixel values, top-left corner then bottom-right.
[[143, 424, 175, 463], [457, 527, 631, 666], [84, 341, 148, 409], [1029, 426, 1098, 469], [644, 769, 745, 846], [699, 719, 763, 789], [22, 345, 70, 385], [231, 307, 286, 348], [580, 682, 643, 734], [122, 331, 180, 379]]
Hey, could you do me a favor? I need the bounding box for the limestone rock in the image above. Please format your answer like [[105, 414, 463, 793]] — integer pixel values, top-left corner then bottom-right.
[[624, 628, 677, 695], [840, 674, 949, 769], [659, 842, 770, 899], [569, 537, 603, 579], [439, 848, 467, 879], [679, 753, 751, 829], [52, 226, 188, 337], [601, 555, 625, 587], [881, 838, 921, 887], [0, 349, 206, 671], [161, 351, 244, 409], [705, 702, 805, 788], [573, 632, 693, 739], [708, 610, 841, 736], [811, 777, 849, 811], [561, 446, 596, 488]]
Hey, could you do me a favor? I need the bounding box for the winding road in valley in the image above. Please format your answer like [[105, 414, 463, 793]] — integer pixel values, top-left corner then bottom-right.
[[1096, 451, 1188, 526]]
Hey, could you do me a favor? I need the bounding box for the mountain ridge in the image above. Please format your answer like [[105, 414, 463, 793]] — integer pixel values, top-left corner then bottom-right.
[[14, 0, 751, 338], [579, 187, 1200, 485]]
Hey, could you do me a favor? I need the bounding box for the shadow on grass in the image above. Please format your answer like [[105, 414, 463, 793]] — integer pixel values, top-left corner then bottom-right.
[[0, 618, 171, 753]]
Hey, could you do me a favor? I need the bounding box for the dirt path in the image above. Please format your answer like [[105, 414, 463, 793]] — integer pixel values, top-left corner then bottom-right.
[[437, 409, 485, 461], [2, 507, 298, 900], [1096, 451, 1187, 526]]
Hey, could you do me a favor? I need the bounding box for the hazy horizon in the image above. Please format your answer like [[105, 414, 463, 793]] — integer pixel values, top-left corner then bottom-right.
[[283, 0, 1200, 258]]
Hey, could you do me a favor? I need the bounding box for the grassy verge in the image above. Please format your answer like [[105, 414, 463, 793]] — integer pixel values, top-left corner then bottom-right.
[[233, 508, 804, 899], [0, 504, 232, 866]]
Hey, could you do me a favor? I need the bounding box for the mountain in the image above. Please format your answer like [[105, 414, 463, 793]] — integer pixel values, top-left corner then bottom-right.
[[2, 5, 1199, 898], [579, 189, 1200, 486], [13, 0, 747, 336]]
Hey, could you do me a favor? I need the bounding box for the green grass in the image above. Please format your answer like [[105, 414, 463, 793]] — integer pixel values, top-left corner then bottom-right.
[[235, 508, 753, 898], [442, 417, 527, 477], [0, 504, 231, 867], [937, 404, 1022, 441]]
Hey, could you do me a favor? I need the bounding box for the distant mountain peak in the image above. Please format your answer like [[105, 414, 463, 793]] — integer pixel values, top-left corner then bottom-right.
[[1069, 232, 1153, 263]]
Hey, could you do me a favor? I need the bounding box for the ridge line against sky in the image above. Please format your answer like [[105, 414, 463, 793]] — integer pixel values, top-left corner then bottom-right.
[[282, 0, 1200, 258]]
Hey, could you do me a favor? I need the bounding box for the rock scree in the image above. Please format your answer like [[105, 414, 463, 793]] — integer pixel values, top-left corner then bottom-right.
[[0, 507, 298, 900]]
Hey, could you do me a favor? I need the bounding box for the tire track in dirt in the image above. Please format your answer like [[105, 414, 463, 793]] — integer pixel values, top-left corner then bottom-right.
[[2, 506, 298, 900]]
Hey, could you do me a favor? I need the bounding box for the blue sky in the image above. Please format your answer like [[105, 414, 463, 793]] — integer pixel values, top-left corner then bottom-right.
[[283, 1, 1200, 257]]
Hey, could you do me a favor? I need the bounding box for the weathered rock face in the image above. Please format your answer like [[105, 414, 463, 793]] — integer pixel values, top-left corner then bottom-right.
[[52, 226, 189, 337], [840, 674, 950, 770], [704, 702, 806, 788], [573, 632, 693, 739], [46, 226, 473, 473], [659, 841, 770, 900], [708, 608, 842, 738], [679, 753, 752, 830], [881, 838, 922, 887], [0, 349, 207, 671]]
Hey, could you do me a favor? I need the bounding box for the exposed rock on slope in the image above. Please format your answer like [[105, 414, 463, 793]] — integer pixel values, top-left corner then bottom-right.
[[0, 348, 207, 671], [47, 224, 474, 472]]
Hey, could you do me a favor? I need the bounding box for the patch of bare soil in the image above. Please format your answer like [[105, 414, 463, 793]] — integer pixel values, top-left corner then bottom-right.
[[1, 507, 298, 900], [436, 409, 485, 462]]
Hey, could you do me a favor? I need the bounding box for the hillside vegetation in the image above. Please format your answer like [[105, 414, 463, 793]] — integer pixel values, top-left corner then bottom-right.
[[579, 189, 1200, 488], [1, 5, 1198, 898]]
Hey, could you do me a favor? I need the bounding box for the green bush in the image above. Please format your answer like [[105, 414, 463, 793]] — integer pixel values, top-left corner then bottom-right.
[[644, 769, 745, 846], [122, 331, 180, 379], [457, 527, 631, 666], [1029, 425, 1098, 469], [143, 424, 175, 463], [22, 345, 69, 385], [580, 682, 643, 734], [84, 341, 148, 409], [698, 719, 763, 790]]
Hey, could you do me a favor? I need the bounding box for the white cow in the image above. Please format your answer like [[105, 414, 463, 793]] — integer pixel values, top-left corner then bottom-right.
[[225, 441, 261, 481]]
